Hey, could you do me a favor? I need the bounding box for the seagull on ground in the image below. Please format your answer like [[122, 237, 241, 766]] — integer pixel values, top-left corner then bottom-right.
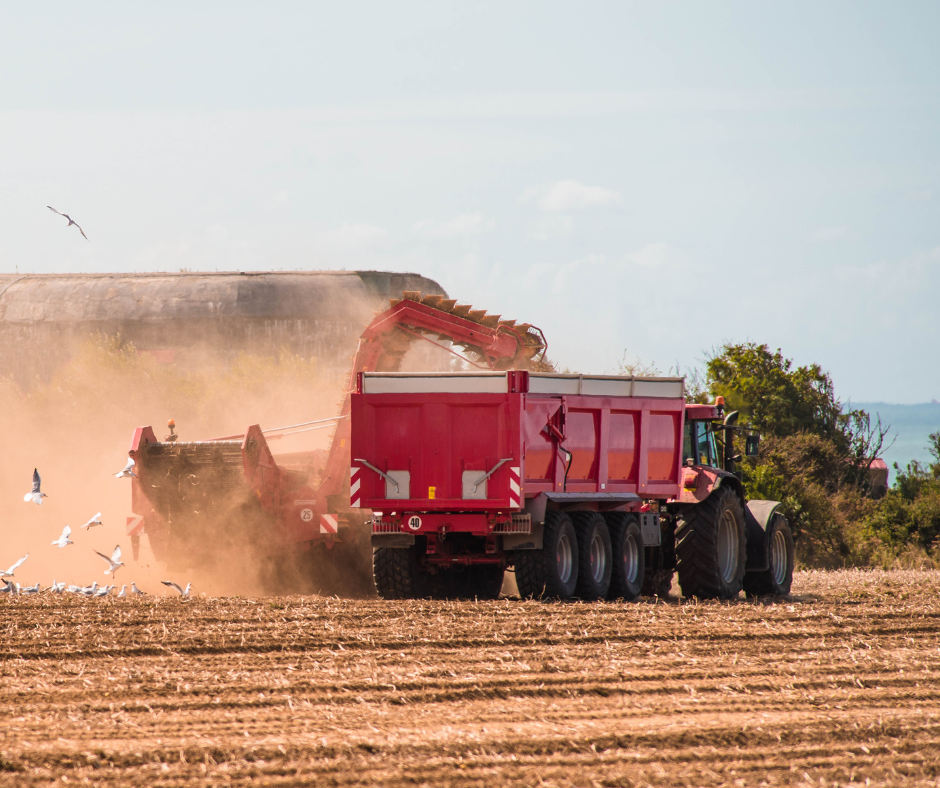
[[51, 524, 73, 549], [131, 582, 146, 595], [19, 582, 40, 595], [93, 584, 113, 597], [0, 578, 15, 594], [77, 581, 99, 596], [161, 580, 191, 597], [1, 554, 28, 578], [115, 458, 136, 479], [81, 512, 103, 530], [94, 545, 124, 577], [49, 580, 66, 593], [46, 205, 88, 240], [24, 468, 47, 504], [117, 584, 127, 598]]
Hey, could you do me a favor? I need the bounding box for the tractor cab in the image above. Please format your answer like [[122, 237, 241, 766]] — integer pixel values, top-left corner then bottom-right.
[[683, 398, 759, 477]]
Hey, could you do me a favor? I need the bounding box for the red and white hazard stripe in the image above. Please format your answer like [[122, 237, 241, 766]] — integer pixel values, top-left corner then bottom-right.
[[320, 513, 338, 535], [508, 466, 521, 508], [350, 465, 361, 507]]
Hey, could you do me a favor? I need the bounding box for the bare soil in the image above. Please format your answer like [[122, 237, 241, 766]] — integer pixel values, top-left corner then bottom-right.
[[2, 569, 940, 786]]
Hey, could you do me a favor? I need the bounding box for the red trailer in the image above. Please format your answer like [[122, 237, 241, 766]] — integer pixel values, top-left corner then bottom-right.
[[351, 370, 794, 600]]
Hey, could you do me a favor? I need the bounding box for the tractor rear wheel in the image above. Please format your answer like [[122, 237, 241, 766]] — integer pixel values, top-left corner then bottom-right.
[[676, 487, 746, 600], [373, 546, 423, 599], [743, 514, 794, 597], [605, 513, 644, 600], [514, 511, 579, 599]]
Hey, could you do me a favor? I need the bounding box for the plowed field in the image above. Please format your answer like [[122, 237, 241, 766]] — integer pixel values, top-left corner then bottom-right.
[[2, 569, 940, 786]]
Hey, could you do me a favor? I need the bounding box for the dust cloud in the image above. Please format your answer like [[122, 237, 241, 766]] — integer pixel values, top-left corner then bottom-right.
[[0, 332, 348, 597]]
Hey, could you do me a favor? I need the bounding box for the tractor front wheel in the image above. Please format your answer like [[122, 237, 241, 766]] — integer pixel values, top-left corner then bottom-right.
[[743, 514, 794, 597]]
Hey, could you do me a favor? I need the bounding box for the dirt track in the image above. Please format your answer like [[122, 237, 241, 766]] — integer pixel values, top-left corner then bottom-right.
[[2, 569, 940, 786]]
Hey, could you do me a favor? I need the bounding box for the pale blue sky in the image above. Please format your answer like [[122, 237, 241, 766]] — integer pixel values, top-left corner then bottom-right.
[[2, 1, 938, 402]]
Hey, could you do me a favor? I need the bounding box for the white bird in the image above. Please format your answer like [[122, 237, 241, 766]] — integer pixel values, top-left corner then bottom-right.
[[49, 580, 66, 593], [93, 584, 113, 597], [19, 582, 40, 595], [81, 512, 103, 530], [51, 524, 73, 548], [161, 580, 191, 597], [66, 584, 82, 594], [117, 584, 127, 598], [0, 578, 15, 594], [131, 582, 146, 595], [78, 581, 99, 596], [46, 205, 89, 240], [94, 545, 124, 577], [24, 468, 47, 504], [115, 457, 136, 479], [1, 554, 28, 578]]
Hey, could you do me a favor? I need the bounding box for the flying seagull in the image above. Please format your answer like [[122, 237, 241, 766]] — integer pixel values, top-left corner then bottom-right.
[[81, 512, 103, 530], [1, 554, 28, 578], [161, 580, 191, 597], [115, 457, 136, 479], [94, 545, 124, 577], [24, 468, 47, 504], [46, 205, 88, 240], [51, 524, 73, 548]]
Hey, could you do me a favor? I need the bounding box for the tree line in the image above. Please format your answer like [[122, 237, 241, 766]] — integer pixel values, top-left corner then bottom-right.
[[700, 343, 940, 567]]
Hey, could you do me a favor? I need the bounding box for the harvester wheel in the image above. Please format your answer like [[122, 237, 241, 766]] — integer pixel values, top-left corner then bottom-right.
[[604, 513, 644, 600], [675, 487, 746, 600], [572, 511, 612, 600], [514, 511, 578, 599], [373, 546, 421, 599], [743, 514, 794, 597]]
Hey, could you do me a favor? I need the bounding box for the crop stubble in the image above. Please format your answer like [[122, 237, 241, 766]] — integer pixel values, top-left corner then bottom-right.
[[1, 570, 940, 786]]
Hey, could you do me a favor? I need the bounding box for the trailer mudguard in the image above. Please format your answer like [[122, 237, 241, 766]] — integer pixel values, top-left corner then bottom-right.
[[744, 499, 787, 572]]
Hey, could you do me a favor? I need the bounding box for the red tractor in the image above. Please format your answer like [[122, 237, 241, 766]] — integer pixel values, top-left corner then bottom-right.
[[351, 370, 794, 600]]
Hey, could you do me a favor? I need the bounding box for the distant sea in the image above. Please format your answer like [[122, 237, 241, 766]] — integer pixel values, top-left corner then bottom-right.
[[853, 402, 940, 481]]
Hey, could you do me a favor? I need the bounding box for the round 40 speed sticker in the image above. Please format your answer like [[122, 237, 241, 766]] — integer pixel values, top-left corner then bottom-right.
[[407, 515, 422, 531]]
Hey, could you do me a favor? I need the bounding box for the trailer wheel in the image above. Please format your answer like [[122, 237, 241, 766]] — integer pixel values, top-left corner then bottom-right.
[[676, 486, 746, 600], [514, 511, 579, 599], [604, 513, 644, 600], [572, 511, 612, 600], [743, 514, 794, 597], [373, 546, 421, 599]]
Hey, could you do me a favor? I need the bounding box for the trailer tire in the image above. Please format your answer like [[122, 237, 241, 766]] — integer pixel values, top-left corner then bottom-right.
[[514, 511, 578, 599], [572, 511, 612, 600], [743, 514, 794, 597], [373, 546, 421, 599], [605, 513, 644, 600], [676, 487, 746, 600]]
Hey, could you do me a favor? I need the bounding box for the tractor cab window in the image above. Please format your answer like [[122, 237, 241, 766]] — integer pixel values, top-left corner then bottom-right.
[[684, 420, 718, 468]]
